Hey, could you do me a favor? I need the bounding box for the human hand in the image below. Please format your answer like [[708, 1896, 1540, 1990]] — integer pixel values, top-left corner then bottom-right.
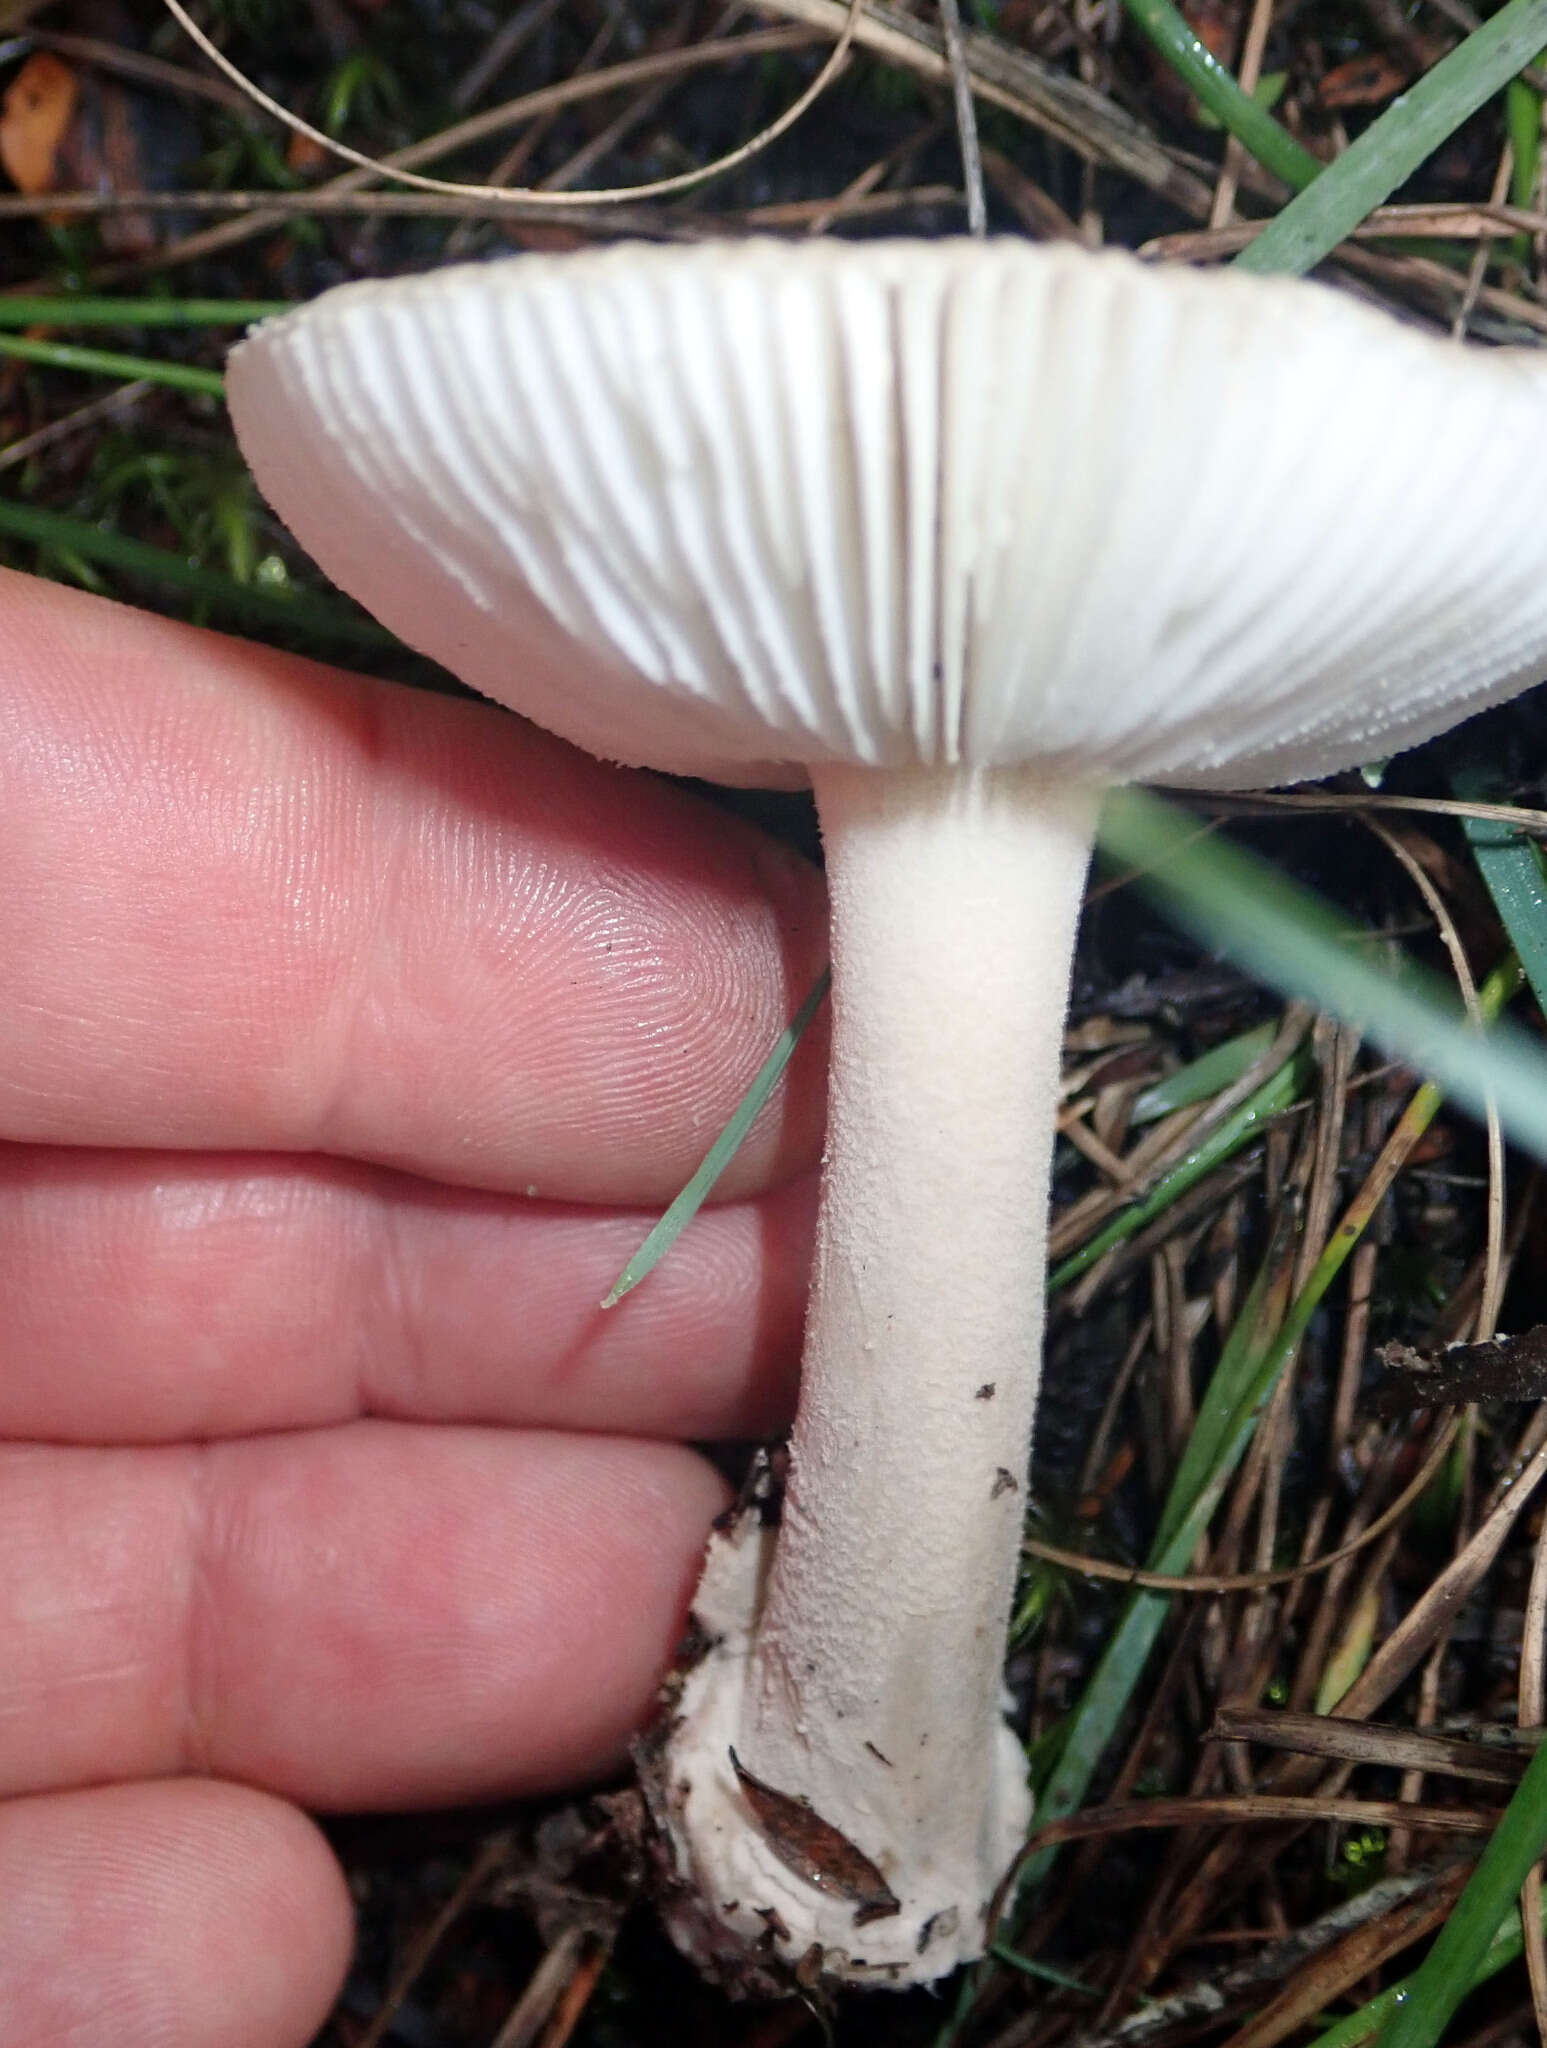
[[0, 566, 826, 2047]]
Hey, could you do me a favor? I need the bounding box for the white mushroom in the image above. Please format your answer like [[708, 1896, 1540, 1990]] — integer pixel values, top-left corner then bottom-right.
[[227, 238, 1547, 1989]]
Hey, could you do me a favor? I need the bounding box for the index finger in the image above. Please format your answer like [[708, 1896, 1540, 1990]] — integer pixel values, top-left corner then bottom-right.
[[0, 569, 827, 1203]]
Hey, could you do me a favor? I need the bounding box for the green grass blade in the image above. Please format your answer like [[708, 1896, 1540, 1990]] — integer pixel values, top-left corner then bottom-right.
[[1235, 0, 1547, 275], [0, 299, 291, 328], [1030, 1208, 1364, 1885], [1375, 1740, 1547, 2047], [0, 333, 226, 398], [1119, 0, 1322, 189], [1454, 769, 1547, 1020], [1150, 1228, 1293, 1551], [1023, 1247, 1294, 1881], [0, 498, 395, 649], [1097, 788, 1547, 1164], [1027, 960, 1515, 1891], [1506, 65, 1545, 258], [1508, 68, 1544, 207], [600, 966, 831, 1308], [1131, 1021, 1278, 1123], [987, 1942, 1095, 1992], [1305, 1906, 1527, 2048], [1049, 1054, 1303, 1291]]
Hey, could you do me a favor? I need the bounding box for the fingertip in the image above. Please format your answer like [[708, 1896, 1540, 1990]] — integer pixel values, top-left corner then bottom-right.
[[0, 1778, 353, 2048]]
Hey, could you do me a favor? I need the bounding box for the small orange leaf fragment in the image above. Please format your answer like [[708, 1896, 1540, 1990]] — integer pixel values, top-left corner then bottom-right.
[[1319, 52, 1414, 108], [286, 129, 331, 177], [0, 52, 79, 196]]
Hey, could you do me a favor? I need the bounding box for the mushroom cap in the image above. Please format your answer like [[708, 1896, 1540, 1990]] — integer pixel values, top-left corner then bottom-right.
[[229, 238, 1547, 790]]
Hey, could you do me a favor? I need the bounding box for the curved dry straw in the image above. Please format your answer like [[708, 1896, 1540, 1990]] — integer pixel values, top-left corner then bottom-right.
[[160, 0, 864, 209]]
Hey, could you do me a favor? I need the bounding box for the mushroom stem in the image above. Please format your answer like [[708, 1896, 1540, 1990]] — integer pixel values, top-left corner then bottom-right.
[[657, 761, 1099, 1986]]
